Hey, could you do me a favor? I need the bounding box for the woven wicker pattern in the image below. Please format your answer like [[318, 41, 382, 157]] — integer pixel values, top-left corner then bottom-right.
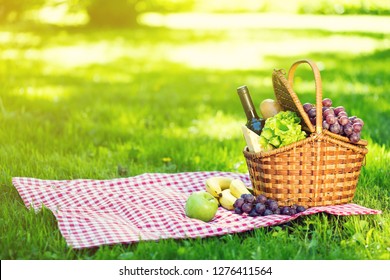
[[244, 59, 368, 207], [272, 69, 315, 133]]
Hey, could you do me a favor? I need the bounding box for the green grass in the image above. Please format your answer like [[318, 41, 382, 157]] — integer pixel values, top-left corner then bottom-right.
[[0, 16, 389, 260]]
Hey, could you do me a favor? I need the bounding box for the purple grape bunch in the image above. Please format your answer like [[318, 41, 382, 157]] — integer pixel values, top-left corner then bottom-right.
[[233, 193, 306, 217], [303, 98, 364, 143]]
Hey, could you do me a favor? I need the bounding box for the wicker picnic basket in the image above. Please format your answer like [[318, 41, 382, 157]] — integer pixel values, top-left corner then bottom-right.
[[243, 59, 368, 208]]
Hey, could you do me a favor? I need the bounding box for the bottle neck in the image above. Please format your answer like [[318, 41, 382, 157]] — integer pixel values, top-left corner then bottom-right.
[[237, 86, 259, 121]]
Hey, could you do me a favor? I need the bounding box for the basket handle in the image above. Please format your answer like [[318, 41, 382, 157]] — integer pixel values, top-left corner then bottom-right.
[[288, 59, 323, 134]]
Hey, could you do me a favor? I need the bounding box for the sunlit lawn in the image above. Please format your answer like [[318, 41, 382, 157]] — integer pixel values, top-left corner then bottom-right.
[[0, 14, 389, 259]]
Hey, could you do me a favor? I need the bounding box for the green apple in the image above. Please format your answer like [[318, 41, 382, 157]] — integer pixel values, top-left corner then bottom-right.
[[185, 191, 219, 222]]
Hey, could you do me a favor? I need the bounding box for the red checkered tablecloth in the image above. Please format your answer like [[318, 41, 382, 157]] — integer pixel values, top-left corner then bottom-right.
[[12, 171, 381, 249]]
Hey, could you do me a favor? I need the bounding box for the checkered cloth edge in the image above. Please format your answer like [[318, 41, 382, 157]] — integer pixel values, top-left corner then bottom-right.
[[12, 171, 381, 249]]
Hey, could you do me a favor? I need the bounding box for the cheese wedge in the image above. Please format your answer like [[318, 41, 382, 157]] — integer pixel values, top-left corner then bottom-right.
[[241, 125, 262, 153]]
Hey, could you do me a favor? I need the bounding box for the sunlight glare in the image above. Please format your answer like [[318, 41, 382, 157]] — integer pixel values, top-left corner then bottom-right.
[[34, 41, 150, 72], [163, 111, 242, 141], [16, 86, 67, 102], [167, 42, 266, 70], [0, 31, 41, 46], [166, 35, 380, 70], [140, 12, 388, 70], [36, 4, 88, 26], [140, 13, 390, 34]]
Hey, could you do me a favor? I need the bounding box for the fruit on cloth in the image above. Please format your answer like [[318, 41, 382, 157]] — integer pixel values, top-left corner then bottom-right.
[[205, 177, 222, 198], [233, 193, 307, 217], [259, 111, 306, 150], [204, 177, 251, 211], [185, 191, 219, 222], [229, 179, 251, 198], [214, 176, 234, 190], [219, 189, 237, 210], [260, 99, 282, 120], [303, 98, 365, 143], [205, 176, 234, 198]]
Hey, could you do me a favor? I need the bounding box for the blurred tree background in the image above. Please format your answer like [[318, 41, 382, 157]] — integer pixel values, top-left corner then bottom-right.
[[0, 0, 389, 27]]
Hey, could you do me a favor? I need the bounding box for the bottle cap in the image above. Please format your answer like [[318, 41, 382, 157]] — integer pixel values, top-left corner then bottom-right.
[[237, 85, 248, 94]]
